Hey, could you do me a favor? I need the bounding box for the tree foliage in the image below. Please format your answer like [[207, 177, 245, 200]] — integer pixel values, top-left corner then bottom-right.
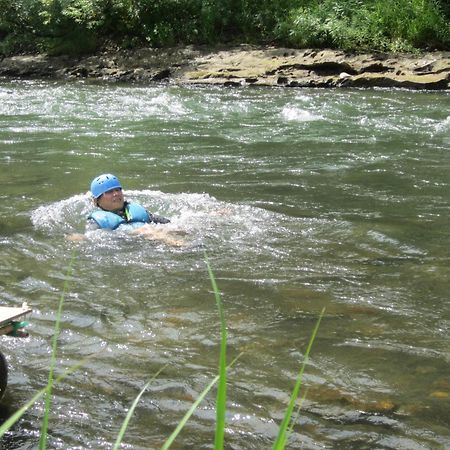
[[0, 0, 448, 55], [277, 0, 450, 52]]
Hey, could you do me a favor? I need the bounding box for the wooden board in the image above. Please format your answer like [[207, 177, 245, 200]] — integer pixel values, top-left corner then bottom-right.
[[0, 305, 32, 327]]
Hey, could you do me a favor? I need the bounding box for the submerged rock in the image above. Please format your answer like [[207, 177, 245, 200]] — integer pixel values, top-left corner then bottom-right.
[[306, 384, 399, 415], [0, 45, 448, 90], [429, 391, 449, 399]]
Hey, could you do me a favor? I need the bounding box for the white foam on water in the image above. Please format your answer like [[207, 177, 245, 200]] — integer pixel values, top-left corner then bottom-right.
[[30, 189, 286, 259], [280, 106, 323, 122], [0, 82, 190, 125], [31, 192, 92, 234], [434, 115, 450, 133]]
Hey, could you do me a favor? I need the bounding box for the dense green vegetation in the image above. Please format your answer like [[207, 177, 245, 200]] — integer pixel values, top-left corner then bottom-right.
[[0, 0, 449, 56]]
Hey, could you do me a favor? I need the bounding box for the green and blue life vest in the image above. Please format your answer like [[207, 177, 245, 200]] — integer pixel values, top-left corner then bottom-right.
[[88, 202, 150, 230]]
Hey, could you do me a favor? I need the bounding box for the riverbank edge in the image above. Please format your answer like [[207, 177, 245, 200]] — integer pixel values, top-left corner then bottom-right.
[[1, 45, 449, 90]]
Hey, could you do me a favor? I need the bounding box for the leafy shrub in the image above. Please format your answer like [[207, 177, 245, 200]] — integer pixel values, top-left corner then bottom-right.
[[367, 0, 450, 51], [0, 0, 448, 54], [277, 0, 450, 52]]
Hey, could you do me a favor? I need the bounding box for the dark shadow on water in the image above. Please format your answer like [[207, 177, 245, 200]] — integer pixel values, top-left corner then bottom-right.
[[0, 396, 35, 450]]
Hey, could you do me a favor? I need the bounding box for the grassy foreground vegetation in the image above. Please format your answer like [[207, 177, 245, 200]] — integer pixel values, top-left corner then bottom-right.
[[0, 0, 448, 56], [0, 255, 324, 448]]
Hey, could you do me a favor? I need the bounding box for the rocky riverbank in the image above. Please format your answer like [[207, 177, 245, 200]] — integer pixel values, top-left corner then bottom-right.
[[0, 45, 449, 89]]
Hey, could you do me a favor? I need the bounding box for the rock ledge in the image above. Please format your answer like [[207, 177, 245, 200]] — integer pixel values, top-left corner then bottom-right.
[[0, 45, 448, 90]]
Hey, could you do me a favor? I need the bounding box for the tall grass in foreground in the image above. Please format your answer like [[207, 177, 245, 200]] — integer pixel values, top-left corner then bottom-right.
[[205, 254, 228, 449], [39, 252, 76, 450], [0, 254, 324, 449], [273, 311, 323, 449], [113, 365, 167, 450]]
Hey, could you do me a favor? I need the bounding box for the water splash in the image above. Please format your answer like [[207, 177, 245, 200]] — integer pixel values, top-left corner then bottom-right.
[[30, 189, 287, 258], [31, 193, 92, 234], [434, 115, 450, 133], [280, 106, 323, 122]]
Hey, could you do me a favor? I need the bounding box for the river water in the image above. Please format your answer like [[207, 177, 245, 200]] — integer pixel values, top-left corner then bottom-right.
[[0, 79, 449, 449]]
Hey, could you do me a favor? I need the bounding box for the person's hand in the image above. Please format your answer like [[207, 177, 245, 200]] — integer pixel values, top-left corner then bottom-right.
[[131, 224, 185, 247], [66, 233, 85, 242]]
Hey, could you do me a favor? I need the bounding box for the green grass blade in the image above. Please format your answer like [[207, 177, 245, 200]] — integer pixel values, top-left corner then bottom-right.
[[39, 252, 76, 450], [204, 253, 227, 450], [113, 365, 167, 450], [161, 374, 219, 450], [272, 308, 325, 450], [0, 354, 93, 438], [160, 354, 241, 450], [286, 387, 309, 439]]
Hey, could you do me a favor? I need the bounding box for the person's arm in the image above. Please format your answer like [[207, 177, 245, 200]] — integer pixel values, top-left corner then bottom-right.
[[131, 224, 185, 246], [148, 212, 170, 224]]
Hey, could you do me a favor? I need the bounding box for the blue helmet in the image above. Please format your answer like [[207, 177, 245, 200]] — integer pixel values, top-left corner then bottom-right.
[[90, 174, 122, 198]]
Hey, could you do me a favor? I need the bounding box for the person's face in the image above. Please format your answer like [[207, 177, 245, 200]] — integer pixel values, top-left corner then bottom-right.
[[96, 188, 124, 211]]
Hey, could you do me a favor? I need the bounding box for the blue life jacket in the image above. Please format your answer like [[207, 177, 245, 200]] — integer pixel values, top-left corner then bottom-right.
[[88, 202, 150, 230]]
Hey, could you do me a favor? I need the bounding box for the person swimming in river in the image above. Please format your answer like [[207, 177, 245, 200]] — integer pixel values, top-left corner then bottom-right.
[[68, 173, 185, 246], [87, 173, 169, 230]]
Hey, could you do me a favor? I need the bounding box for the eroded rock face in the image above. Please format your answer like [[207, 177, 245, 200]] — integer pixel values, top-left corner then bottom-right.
[[0, 45, 449, 90], [181, 46, 450, 90]]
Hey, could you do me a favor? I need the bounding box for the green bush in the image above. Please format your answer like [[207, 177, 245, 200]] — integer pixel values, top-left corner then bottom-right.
[[277, 0, 450, 52], [367, 0, 450, 51], [0, 0, 449, 55]]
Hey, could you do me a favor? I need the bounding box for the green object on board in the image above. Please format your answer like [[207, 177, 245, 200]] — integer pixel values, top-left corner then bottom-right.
[[8, 321, 29, 337]]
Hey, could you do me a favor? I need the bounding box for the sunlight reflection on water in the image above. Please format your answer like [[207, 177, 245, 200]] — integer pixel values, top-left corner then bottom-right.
[[0, 81, 449, 449]]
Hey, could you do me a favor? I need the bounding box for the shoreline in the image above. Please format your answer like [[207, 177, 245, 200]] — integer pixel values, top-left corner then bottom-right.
[[1, 45, 449, 90]]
